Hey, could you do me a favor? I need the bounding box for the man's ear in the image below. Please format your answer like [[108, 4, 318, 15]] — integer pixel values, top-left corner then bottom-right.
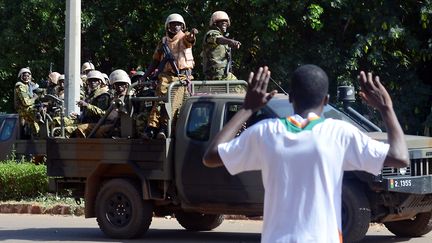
[[323, 94, 329, 105]]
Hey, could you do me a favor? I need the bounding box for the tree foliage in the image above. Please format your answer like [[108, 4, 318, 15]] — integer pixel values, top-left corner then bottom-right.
[[1, 0, 431, 134]]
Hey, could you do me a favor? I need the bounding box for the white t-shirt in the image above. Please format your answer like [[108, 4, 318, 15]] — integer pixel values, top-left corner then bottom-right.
[[218, 118, 389, 243]]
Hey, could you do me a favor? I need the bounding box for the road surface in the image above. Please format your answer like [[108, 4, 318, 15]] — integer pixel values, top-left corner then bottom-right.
[[0, 214, 431, 242]]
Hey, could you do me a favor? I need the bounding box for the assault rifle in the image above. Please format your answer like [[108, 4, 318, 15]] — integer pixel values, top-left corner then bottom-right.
[[153, 40, 180, 78]]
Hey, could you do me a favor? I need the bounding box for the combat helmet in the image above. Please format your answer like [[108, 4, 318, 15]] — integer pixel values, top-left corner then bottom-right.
[[109, 69, 131, 86], [48, 72, 61, 85], [86, 70, 104, 82], [81, 62, 95, 74], [18, 67, 31, 79], [165, 13, 186, 30], [209, 11, 230, 27]]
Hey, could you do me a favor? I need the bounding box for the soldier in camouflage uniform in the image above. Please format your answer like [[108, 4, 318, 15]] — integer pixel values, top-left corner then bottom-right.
[[202, 11, 241, 80], [141, 13, 198, 139], [14, 67, 40, 137], [74, 70, 112, 137]]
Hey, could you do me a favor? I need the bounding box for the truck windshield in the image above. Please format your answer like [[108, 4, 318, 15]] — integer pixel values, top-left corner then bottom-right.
[[266, 98, 368, 132]]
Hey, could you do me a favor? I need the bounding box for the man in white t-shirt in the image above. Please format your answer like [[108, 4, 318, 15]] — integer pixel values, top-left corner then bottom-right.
[[203, 65, 409, 243]]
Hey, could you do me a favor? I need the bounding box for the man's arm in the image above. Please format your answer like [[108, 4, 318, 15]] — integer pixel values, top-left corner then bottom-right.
[[358, 71, 409, 168], [203, 66, 277, 167], [216, 36, 241, 49]]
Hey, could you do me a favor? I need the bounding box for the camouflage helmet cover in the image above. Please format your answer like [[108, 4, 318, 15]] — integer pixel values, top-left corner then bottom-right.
[[210, 11, 230, 27], [165, 13, 186, 29], [109, 69, 131, 85]]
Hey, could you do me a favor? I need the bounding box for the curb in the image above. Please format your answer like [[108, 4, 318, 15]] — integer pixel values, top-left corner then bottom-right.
[[0, 203, 262, 220], [0, 203, 84, 216]]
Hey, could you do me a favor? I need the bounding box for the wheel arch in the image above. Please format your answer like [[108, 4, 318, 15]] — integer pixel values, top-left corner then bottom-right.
[[84, 164, 149, 218]]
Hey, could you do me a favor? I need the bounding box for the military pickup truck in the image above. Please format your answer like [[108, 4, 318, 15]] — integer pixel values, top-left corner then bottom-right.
[[1, 80, 432, 242]]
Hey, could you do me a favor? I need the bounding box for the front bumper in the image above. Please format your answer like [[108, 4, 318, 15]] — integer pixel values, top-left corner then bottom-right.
[[383, 175, 432, 194]]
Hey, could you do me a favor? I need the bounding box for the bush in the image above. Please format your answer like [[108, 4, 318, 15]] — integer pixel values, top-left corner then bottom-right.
[[0, 160, 48, 201]]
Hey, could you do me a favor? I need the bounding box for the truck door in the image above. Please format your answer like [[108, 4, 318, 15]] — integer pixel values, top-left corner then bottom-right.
[[175, 99, 264, 206]]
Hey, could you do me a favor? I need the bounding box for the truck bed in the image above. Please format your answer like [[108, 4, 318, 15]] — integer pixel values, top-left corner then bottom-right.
[[46, 138, 172, 180]]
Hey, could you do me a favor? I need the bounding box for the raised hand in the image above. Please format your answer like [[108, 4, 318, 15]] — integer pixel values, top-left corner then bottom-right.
[[243, 66, 277, 112], [358, 71, 393, 112]]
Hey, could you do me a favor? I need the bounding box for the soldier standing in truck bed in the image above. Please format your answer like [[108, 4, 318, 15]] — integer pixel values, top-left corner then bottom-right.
[[14, 67, 41, 137], [202, 11, 241, 81], [141, 13, 198, 139]]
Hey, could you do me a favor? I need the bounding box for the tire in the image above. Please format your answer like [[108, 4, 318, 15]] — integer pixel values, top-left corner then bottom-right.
[[384, 212, 432, 237], [95, 179, 153, 239], [342, 181, 371, 243], [175, 212, 224, 231]]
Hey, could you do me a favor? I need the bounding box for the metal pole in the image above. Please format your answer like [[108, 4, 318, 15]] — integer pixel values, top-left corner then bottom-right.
[[64, 0, 81, 115]]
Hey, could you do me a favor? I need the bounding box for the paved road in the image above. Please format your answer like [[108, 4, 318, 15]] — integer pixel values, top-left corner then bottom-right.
[[0, 214, 431, 242]]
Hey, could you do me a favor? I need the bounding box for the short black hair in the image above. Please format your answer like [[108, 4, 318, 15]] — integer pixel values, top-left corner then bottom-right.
[[289, 64, 329, 110]]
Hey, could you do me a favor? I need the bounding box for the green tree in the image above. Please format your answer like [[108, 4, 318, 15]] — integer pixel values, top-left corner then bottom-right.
[[1, 0, 431, 134]]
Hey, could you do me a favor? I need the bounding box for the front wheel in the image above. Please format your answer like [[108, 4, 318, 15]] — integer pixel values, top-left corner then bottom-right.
[[342, 181, 371, 243], [384, 212, 432, 237], [95, 179, 153, 239], [176, 212, 224, 231]]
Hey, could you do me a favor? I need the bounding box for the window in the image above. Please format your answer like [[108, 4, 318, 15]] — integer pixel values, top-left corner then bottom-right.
[[224, 103, 271, 136], [186, 102, 214, 141], [0, 118, 16, 141]]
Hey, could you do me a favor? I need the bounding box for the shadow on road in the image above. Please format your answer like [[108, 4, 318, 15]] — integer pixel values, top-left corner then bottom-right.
[[362, 235, 419, 243], [0, 227, 261, 242]]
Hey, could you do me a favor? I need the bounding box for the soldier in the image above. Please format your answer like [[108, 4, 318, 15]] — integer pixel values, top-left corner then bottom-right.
[[81, 62, 94, 94], [142, 13, 198, 139], [202, 11, 241, 80], [76, 69, 131, 138], [14, 67, 41, 137], [132, 71, 155, 138], [74, 70, 112, 137], [46, 71, 61, 96]]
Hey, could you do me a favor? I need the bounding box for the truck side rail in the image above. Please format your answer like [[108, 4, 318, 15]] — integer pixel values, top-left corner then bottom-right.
[[127, 80, 248, 138]]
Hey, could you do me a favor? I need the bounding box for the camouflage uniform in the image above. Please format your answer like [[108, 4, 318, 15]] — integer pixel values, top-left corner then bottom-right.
[[14, 81, 39, 135], [147, 30, 196, 133], [202, 27, 237, 80], [75, 87, 111, 137]]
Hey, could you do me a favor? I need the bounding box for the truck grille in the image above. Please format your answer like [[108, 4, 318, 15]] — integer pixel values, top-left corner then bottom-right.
[[411, 158, 432, 176], [382, 158, 432, 177]]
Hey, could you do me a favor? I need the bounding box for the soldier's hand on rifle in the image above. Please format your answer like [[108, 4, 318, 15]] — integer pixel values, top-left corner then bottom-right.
[[229, 39, 241, 49]]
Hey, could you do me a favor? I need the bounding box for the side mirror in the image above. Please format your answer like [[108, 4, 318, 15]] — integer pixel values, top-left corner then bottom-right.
[[337, 86, 355, 104]]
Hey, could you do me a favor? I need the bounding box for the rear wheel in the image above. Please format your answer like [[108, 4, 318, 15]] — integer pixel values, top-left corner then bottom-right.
[[342, 181, 371, 243], [384, 212, 432, 237], [176, 212, 224, 231], [96, 179, 153, 239]]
